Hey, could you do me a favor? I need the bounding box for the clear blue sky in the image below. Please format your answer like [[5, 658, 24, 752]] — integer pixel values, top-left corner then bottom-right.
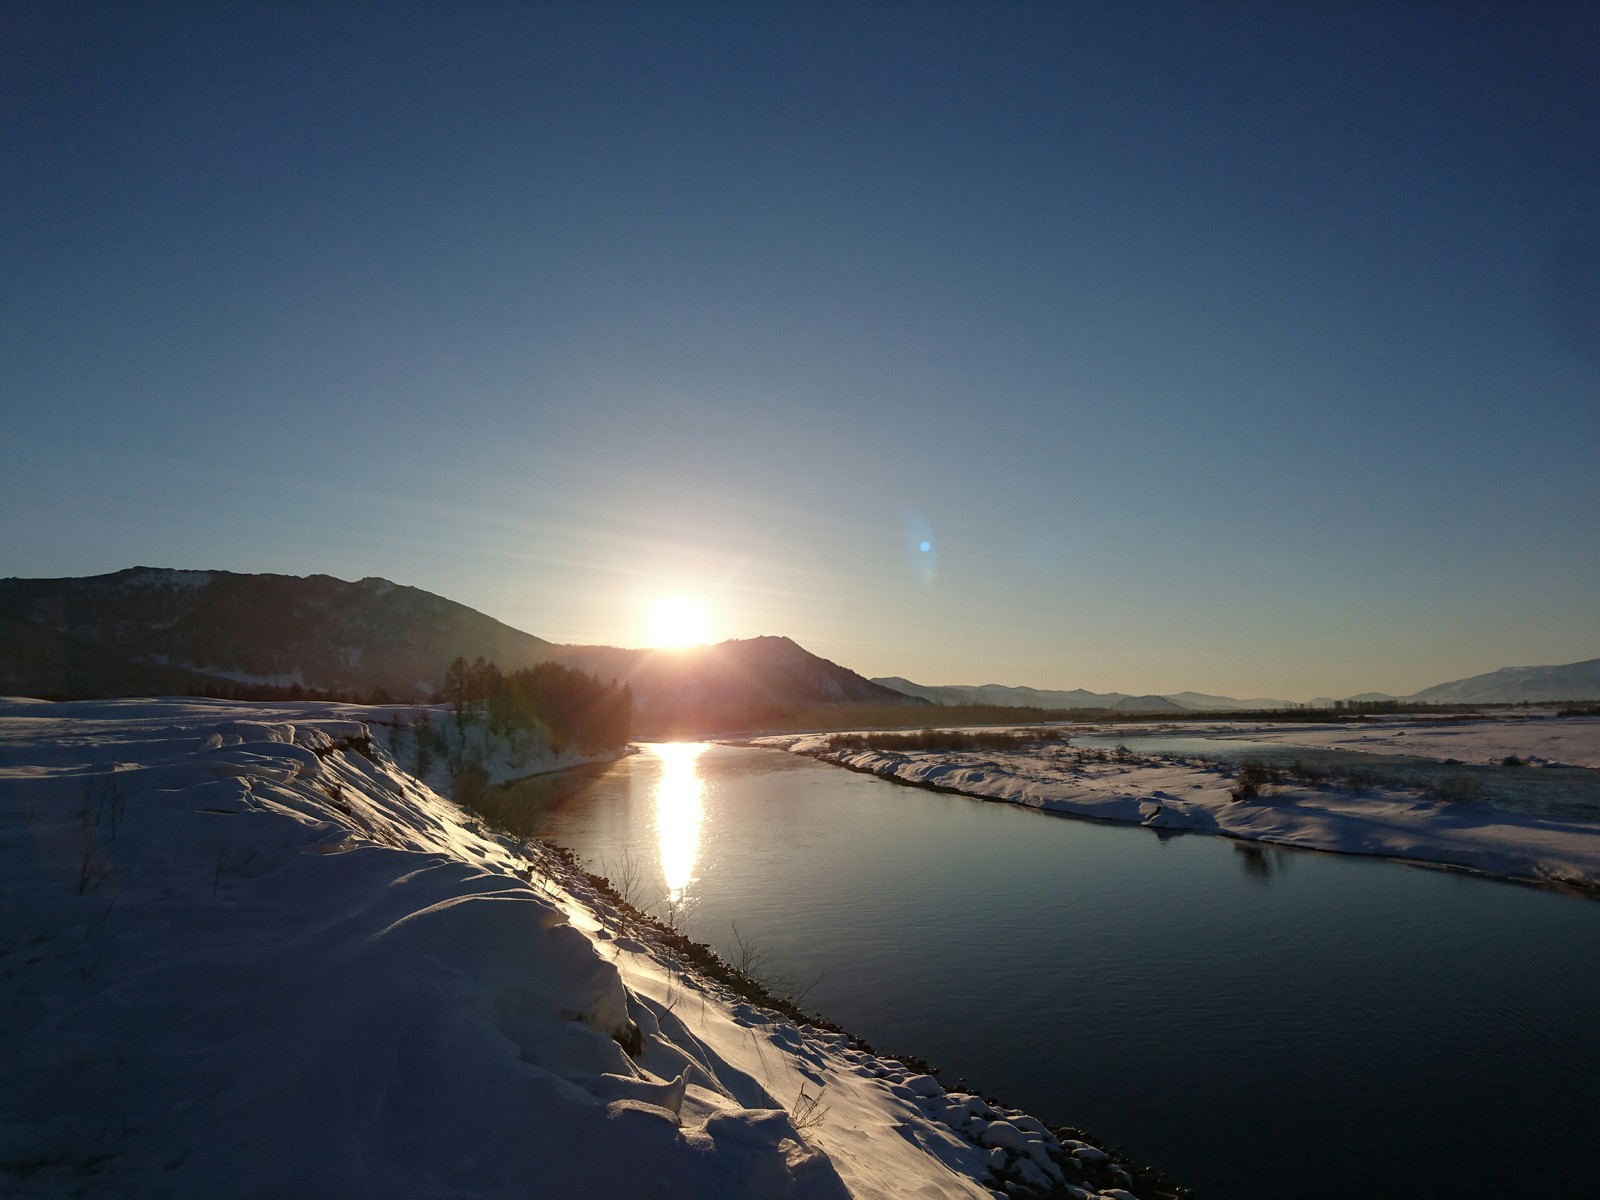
[[4, 2, 1597, 700]]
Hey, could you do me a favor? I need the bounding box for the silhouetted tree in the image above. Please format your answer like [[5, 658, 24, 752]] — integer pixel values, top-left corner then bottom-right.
[[444, 656, 470, 727]]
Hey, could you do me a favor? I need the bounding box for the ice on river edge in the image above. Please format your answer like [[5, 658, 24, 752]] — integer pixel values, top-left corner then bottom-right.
[[752, 716, 1600, 891], [0, 697, 1150, 1200]]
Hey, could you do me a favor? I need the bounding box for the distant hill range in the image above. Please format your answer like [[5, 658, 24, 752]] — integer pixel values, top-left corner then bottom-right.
[[873, 677, 1292, 713], [4, 567, 1593, 717], [0, 568, 918, 726], [1307, 663, 1600, 708], [877, 659, 1600, 712]]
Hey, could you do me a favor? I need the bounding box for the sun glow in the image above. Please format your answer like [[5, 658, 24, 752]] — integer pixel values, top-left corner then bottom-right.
[[647, 596, 710, 648], [652, 741, 707, 904]]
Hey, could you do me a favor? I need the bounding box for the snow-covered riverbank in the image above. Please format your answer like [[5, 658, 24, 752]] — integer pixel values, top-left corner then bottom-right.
[[0, 698, 1166, 1199], [751, 725, 1600, 891], [1188, 712, 1600, 770]]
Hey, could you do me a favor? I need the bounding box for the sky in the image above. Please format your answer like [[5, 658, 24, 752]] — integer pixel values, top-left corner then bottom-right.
[[3, 1, 1597, 701]]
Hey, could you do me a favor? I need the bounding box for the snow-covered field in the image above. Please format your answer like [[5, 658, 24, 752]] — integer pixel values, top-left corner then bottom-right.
[[1213, 712, 1600, 770], [0, 698, 1155, 1200], [752, 718, 1600, 891]]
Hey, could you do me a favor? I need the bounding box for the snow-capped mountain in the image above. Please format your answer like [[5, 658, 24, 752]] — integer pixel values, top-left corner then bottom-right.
[[1406, 659, 1600, 704]]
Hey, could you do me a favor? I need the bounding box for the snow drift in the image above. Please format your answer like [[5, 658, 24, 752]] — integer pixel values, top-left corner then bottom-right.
[[0, 698, 1159, 1199]]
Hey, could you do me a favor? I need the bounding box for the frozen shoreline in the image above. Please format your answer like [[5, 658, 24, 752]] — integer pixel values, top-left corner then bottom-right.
[[749, 724, 1600, 892], [0, 698, 1172, 1200], [1117, 712, 1600, 770]]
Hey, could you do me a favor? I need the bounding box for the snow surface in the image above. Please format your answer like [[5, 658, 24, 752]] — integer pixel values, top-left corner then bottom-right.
[[1222, 713, 1600, 770], [752, 723, 1600, 890], [0, 698, 1143, 1199]]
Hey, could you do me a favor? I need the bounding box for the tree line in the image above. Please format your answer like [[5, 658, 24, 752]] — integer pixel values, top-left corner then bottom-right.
[[441, 656, 631, 754]]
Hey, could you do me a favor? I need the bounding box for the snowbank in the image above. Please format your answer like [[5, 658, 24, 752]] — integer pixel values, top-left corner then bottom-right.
[[0, 699, 1157, 1199], [753, 732, 1600, 891]]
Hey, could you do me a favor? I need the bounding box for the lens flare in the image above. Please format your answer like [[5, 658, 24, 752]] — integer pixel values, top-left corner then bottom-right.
[[908, 511, 938, 585]]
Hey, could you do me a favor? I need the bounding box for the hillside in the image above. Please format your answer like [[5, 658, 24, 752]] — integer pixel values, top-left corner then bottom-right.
[[1407, 659, 1600, 704], [0, 568, 557, 700], [0, 570, 919, 728], [0, 612, 228, 698], [1161, 691, 1296, 712], [1113, 694, 1187, 713], [558, 637, 922, 729]]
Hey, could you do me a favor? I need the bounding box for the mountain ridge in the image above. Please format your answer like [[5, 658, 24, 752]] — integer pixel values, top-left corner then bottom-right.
[[872, 677, 1295, 712], [4, 567, 1593, 712], [0, 566, 557, 700], [874, 659, 1600, 712], [0, 568, 917, 723]]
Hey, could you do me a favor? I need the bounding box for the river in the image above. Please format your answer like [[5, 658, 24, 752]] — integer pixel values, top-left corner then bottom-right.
[[504, 741, 1600, 1199]]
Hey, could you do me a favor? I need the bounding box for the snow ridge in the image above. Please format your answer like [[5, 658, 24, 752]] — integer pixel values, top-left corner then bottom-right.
[[0, 699, 1161, 1199]]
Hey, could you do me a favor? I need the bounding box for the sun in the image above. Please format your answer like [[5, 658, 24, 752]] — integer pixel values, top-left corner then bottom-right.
[[647, 596, 711, 649]]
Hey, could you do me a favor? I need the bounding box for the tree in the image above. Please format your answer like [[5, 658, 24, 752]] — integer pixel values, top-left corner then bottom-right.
[[444, 656, 469, 727]]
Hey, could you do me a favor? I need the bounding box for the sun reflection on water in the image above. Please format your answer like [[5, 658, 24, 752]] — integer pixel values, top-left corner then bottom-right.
[[652, 742, 707, 904]]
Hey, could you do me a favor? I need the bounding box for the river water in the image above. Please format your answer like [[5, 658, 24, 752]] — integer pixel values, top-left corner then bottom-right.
[[509, 742, 1600, 1199]]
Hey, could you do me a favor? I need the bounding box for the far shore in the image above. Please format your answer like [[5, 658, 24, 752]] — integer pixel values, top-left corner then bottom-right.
[[743, 716, 1600, 894]]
